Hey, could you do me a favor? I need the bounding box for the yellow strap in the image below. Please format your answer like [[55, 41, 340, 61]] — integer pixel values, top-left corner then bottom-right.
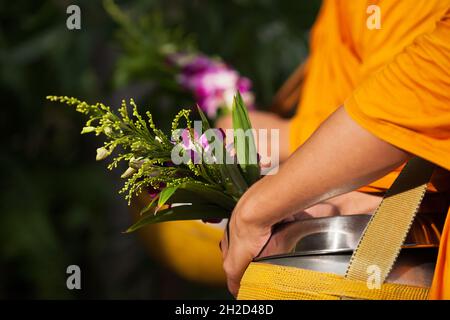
[[345, 157, 435, 284], [238, 263, 429, 300]]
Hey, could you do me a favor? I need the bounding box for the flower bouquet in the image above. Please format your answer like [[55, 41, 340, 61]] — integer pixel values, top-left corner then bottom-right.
[[47, 93, 260, 233]]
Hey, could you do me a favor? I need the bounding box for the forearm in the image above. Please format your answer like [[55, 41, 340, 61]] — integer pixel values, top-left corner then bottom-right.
[[240, 106, 411, 227]]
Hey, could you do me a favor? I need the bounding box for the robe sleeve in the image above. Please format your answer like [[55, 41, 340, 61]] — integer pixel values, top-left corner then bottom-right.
[[344, 8, 450, 171]]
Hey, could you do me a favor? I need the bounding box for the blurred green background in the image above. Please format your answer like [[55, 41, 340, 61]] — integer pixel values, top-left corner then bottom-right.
[[0, 0, 320, 299]]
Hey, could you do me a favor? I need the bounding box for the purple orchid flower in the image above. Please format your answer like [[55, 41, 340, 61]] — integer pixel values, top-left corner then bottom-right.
[[176, 128, 227, 164], [167, 52, 255, 118]]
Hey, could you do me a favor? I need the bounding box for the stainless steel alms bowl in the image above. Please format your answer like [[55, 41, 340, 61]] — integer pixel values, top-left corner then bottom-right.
[[255, 214, 441, 287], [256, 214, 440, 259]]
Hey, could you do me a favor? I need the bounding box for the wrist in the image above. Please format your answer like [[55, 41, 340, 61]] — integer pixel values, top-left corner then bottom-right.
[[231, 194, 273, 255], [236, 177, 279, 230]]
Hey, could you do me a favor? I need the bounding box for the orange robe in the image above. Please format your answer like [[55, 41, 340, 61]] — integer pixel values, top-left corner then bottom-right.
[[289, 0, 450, 298]]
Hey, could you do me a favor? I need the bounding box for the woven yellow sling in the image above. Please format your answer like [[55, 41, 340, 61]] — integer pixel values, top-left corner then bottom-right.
[[238, 157, 435, 300]]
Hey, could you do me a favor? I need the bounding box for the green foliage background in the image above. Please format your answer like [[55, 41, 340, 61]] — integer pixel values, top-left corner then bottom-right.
[[0, 0, 320, 299]]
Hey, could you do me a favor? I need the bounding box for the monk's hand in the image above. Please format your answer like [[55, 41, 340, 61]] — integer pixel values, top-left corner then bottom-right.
[[220, 194, 272, 297]]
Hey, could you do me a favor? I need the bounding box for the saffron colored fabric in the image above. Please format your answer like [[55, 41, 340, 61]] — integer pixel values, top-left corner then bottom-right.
[[289, 1, 450, 298]]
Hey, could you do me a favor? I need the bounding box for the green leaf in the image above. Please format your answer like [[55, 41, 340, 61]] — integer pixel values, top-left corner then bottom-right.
[[232, 92, 260, 185], [139, 194, 159, 215], [197, 105, 212, 130], [222, 164, 248, 196], [125, 204, 230, 232], [157, 186, 179, 208], [198, 104, 248, 197], [178, 182, 237, 210], [140, 187, 231, 216]]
